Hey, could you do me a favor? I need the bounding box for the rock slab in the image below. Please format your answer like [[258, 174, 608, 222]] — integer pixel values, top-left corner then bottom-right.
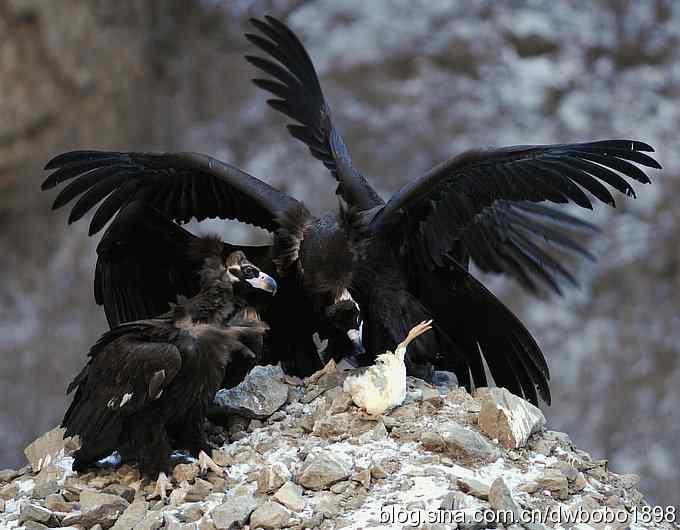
[[214, 365, 288, 419], [476, 387, 546, 449]]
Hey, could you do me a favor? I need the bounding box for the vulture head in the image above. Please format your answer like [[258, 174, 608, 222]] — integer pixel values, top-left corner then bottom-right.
[[191, 237, 277, 295]]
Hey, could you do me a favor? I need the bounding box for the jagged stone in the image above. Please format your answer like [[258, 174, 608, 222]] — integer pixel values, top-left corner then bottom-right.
[[132, 509, 163, 530], [0, 469, 19, 483], [476, 387, 546, 449], [111, 496, 148, 530], [80, 489, 130, 512], [23, 427, 72, 473], [211, 493, 259, 529], [273, 481, 305, 512], [214, 365, 288, 419], [23, 522, 49, 530], [172, 463, 200, 484], [19, 503, 52, 524], [537, 469, 569, 500], [73, 502, 128, 530], [31, 478, 58, 499], [250, 501, 291, 528], [297, 450, 353, 490], [329, 390, 353, 413], [0, 483, 18, 500], [489, 478, 520, 525], [311, 491, 340, 518], [431, 423, 501, 461], [313, 412, 351, 438], [257, 463, 290, 493], [185, 478, 213, 502], [457, 477, 490, 499], [573, 472, 587, 491]]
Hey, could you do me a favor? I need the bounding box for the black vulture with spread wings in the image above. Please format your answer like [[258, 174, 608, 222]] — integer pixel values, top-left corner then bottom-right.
[[43, 16, 661, 405], [62, 248, 272, 484]]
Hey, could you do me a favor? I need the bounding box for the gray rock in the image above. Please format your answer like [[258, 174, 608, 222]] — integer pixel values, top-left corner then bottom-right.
[[80, 489, 130, 512], [22, 522, 49, 530], [19, 503, 52, 524], [178, 503, 204, 523], [358, 419, 388, 444], [0, 482, 18, 500], [311, 491, 340, 518], [214, 365, 288, 419], [111, 496, 148, 530], [489, 478, 520, 525], [103, 484, 137, 503], [211, 493, 259, 529], [273, 481, 305, 512], [537, 469, 569, 500], [250, 501, 291, 529], [23, 427, 72, 472], [258, 463, 291, 494], [297, 450, 353, 490], [132, 509, 164, 530], [80, 503, 129, 530], [185, 478, 213, 502], [476, 387, 546, 449], [0, 469, 19, 483], [434, 423, 501, 461], [31, 478, 59, 499], [456, 477, 490, 500], [172, 463, 200, 484]]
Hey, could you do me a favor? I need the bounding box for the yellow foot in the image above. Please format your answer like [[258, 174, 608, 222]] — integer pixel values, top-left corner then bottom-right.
[[198, 450, 223, 476], [149, 471, 171, 501]]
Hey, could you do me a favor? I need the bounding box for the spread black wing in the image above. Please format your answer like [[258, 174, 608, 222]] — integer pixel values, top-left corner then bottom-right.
[[245, 15, 383, 211], [42, 150, 301, 235], [373, 140, 660, 293], [367, 140, 659, 404], [94, 200, 270, 328]]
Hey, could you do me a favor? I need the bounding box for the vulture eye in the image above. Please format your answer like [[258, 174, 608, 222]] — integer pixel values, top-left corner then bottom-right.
[[241, 266, 259, 279]]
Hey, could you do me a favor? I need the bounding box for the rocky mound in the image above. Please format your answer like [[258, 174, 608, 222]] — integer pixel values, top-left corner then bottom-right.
[[0, 364, 673, 530]]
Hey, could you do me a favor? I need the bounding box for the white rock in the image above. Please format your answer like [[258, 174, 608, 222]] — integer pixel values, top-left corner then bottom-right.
[[476, 387, 546, 449]]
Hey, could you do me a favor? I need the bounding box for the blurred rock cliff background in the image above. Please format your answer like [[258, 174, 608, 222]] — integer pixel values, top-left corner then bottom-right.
[[1, 0, 678, 509]]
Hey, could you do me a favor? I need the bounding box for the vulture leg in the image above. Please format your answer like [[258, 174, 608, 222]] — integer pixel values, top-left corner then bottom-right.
[[198, 450, 224, 476], [169, 413, 210, 459], [124, 419, 172, 475], [150, 472, 171, 501]]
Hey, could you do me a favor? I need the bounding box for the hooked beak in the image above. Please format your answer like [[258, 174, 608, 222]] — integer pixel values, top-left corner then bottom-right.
[[347, 328, 365, 355], [246, 272, 278, 295]]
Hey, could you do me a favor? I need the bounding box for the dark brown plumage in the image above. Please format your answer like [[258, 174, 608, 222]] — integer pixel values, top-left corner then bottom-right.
[[62, 249, 272, 475]]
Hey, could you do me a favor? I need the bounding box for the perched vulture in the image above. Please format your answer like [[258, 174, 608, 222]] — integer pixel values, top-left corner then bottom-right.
[[42, 16, 661, 404], [62, 248, 273, 482]]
